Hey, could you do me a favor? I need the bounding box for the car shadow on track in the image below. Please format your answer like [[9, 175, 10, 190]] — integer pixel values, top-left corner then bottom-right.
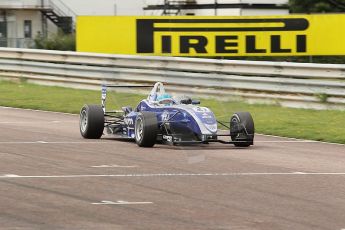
[[155, 144, 258, 151], [101, 137, 262, 151], [102, 137, 135, 142]]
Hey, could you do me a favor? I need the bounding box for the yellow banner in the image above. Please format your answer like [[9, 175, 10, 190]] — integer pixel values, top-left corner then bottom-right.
[[77, 15, 345, 56]]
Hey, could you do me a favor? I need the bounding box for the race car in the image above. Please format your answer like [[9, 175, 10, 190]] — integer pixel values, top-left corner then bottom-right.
[[79, 82, 254, 147]]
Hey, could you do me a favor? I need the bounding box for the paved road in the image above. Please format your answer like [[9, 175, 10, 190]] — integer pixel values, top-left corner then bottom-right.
[[0, 106, 344, 230]]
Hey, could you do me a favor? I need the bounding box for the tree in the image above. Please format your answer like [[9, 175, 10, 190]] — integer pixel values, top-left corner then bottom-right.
[[289, 0, 345, 13], [34, 30, 76, 51]]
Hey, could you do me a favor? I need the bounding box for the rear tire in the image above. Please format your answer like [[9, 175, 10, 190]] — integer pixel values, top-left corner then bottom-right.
[[135, 112, 158, 147], [80, 105, 104, 139], [230, 112, 254, 147]]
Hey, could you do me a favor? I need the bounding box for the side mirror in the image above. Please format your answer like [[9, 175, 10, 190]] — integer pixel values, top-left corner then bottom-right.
[[192, 100, 200, 105]]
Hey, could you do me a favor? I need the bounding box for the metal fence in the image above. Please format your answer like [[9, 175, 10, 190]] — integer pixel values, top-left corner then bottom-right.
[[0, 47, 344, 110]]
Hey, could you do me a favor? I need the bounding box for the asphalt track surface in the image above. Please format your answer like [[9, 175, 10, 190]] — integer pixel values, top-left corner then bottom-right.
[[0, 106, 345, 230]]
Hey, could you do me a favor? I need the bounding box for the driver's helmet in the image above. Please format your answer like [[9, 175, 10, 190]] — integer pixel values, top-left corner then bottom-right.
[[157, 93, 173, 106]]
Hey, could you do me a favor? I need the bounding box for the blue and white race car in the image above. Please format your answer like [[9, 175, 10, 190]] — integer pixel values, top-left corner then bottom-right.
[[79, 82, 254, 147]]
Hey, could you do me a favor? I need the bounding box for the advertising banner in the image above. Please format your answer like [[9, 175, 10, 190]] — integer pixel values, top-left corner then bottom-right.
[[77, 15, 345, 56]]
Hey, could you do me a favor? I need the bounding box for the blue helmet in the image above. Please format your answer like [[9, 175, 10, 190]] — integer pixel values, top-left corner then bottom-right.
[[157, 93, 173, 105]]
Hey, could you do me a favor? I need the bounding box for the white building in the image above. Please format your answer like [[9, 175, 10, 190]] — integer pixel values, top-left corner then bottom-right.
[[0, 0, 75, 48], [144, 0, 289, 16]]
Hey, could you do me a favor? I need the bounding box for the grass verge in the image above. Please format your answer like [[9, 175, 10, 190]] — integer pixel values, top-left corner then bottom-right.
[[1, 80, 344, 144]]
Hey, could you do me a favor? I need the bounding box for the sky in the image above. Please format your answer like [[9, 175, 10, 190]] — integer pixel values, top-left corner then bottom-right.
[[60, 0, 146, 16]]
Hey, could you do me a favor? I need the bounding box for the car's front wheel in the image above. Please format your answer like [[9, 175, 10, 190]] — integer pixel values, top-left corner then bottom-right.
[[135, 112, 158, 147], [230, 112, 254, 147], [80, 104, 104, 139]]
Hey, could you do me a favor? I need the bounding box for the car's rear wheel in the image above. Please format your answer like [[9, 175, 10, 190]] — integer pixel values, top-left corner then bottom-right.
[[230, 112, 254, 147], [80, 105, 104, 139], [135, 112, 158, 147]]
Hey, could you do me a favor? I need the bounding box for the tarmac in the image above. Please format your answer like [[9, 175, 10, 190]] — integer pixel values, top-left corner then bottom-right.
[[0, 106, 344, 230]]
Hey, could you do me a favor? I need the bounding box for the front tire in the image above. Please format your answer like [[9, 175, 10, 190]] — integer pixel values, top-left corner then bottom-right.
[[135, 112, 158, 147], [80, 105, 104, 139], [230, 112, 254, 147]]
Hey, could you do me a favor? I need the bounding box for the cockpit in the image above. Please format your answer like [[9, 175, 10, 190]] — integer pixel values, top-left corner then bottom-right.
[[147, 82, 175, 106], [147, 82, 200, 106]]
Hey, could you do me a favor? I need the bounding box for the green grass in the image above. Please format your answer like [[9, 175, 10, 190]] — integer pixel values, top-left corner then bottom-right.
[[1, 80, 345, 144]]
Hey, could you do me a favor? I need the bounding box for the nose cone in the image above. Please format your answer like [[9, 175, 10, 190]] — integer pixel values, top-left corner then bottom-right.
[[194, 108, 217, 133], [204, 123, 218, 133]]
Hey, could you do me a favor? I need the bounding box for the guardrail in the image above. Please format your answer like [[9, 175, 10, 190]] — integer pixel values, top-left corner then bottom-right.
[[0, 47, 344, 110]]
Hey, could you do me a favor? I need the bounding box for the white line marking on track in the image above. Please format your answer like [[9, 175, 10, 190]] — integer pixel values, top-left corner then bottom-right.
[[0, 106, 77, 116], [254, 141, 319, 143], [0, 140, 333, 145], [92, 200, 153, 205], [1, 172, 345, 179], [91, 165, 138, 168], [256, 133, 345, 146], [0, 141, 112, 144], [0, 121, 74, 124], [2, 107, 344, 146], [2, 174, 20, 177]]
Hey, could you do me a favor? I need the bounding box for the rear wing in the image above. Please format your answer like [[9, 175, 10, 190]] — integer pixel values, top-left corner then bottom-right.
[[101, 84, 152, 113]]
